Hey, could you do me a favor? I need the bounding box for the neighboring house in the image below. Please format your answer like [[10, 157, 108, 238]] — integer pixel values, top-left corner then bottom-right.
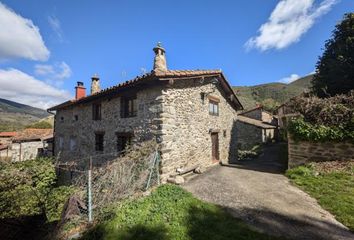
[[11, 128, 53, 162], [0, 144, 11, 160], [236, 115, 277, 149], [48, 43, 243, 181], [239, 105, 278, 125], [0, 132, 17, 145], [236, 105, 278, 149]]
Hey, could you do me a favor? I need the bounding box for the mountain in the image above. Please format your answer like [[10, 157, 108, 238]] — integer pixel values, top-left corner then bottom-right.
[[0, 98, 50, 131], [233, 74, 314, 110]]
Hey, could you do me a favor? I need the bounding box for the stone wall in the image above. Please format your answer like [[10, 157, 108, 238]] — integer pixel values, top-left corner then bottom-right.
[[288, 136, 354, 168], [11, 141, 44, 162], [54, 86, 163, 166], [236, 121, 263, 150], [157, 78, 238, 180], [242, 109, 261, 120]]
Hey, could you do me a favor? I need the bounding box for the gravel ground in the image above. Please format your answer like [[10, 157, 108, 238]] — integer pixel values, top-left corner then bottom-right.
[[183, 144, 354, 240]]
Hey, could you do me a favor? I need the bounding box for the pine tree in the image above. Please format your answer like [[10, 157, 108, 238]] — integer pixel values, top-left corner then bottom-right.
[[312, 13, 354, 97]]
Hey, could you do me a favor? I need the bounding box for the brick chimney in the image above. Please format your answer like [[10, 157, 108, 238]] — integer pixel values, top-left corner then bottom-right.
[[91, 74, 101, 95], [153, 42, 167, 72], [75, 81, 86, 100]]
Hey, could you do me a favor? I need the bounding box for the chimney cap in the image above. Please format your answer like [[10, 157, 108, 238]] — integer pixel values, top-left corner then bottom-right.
[[92, 73, 99, 80], [77, 81, 84, 87], [153, 42, 165, 53]]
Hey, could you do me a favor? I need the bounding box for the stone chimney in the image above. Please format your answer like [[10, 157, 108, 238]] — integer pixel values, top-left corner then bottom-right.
[[153, 42, 167, 72], [75, 82, 86, 100], [91, 74, 101, 95]]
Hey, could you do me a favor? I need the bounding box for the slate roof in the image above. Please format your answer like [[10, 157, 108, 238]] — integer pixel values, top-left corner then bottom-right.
[[48, 69, 243, 111], [237, 115, 276, 129], [13, 128, 53, 142]]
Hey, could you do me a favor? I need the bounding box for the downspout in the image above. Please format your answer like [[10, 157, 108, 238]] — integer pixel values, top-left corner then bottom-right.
[[19, 142, 22, 161]]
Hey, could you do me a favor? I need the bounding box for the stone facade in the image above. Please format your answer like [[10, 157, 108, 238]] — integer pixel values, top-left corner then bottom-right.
[[236, 121, 263, 149], [11, 141, 47, 162], [53, 77, 240, 181], [288, 136, 354, 168], [54, 86, 163, 166], [157, 78, 238, 178]]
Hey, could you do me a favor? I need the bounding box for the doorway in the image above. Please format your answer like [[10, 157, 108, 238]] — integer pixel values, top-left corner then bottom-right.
[[211, 132, 219, 162]]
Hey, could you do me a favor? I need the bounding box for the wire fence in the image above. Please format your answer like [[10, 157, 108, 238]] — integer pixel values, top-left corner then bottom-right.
[[54, 140, 160, 225]]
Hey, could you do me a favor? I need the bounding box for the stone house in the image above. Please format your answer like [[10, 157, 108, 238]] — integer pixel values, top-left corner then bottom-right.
[[236, 105, 277, 149], [48, 43, 243, 181], [11, 128, 53, 162], [0, 131, 17, 145]]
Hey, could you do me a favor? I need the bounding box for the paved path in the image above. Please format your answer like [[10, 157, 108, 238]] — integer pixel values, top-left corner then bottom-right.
[[183, 144, 354, 240]]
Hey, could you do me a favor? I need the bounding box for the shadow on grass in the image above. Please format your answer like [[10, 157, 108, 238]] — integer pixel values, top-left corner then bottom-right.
[[82, 224, 169, 240], [222, 206, 354, 240], [187, 206, 280, 240]]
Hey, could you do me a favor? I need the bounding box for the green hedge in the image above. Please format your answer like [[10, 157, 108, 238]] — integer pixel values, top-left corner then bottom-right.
[[288, 118, 354, 142]]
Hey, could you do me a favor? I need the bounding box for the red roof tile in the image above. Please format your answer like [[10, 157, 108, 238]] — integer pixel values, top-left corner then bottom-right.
[[13, 128, 53, 142], [0, 132, 17, 137]]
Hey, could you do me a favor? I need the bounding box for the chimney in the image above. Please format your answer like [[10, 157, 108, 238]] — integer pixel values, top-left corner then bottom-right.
[[75, 81, 86, 100], [153, 42, 167, 72], [91, 74, 101, 95]]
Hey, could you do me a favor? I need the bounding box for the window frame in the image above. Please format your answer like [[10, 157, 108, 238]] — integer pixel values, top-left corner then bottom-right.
[[95, 132, 104, 152], [92, 103, 102, 120], [116, 132, 133, 153], [121, 95, 137, 118], [209, 100, 219, 116]]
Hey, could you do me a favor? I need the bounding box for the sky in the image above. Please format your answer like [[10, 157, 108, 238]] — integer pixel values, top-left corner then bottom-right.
[[0, 0, 353, 109]]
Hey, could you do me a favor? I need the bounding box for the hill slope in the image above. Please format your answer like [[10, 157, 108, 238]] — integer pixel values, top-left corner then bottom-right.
[[0, 98, 50, 131], [233, 74, 314, 110]]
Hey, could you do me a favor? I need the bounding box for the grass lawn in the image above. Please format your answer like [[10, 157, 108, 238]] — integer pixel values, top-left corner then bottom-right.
[[286, 163, 354, 231], [81, 184, 280, 240]]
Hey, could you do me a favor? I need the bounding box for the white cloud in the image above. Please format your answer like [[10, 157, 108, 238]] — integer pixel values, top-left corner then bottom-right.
[[0, 2, 50, 61], [0, 68, 71, 109], [48, 15, 64, 42], [35, 61, 72, 80], [246, 0, 339, 51], [279, 73, 301, 83]]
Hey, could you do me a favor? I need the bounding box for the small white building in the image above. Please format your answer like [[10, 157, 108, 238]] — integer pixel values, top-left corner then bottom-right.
[[11, 128, 53, 162]]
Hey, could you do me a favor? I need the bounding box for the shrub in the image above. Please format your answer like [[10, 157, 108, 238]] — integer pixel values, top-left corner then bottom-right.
[[288, 117, 354, 142], [0, 158, 74, 222], [286, 91, 354, 127], [26, 121, 53, 129]]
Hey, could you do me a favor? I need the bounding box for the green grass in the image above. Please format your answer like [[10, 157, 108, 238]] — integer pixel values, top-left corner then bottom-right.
[[286, 165, 354, 231], [81, 185, 280, 240]]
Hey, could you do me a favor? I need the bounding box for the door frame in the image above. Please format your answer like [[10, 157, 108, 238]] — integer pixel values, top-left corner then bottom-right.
[[211, 132, 220, 162]]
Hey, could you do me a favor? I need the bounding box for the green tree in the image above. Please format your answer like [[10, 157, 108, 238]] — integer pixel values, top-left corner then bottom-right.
[[312, 13, 354, 97]]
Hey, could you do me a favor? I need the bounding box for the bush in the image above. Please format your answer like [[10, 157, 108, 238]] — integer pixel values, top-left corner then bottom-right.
[[238, 145, 262, 161], [288, 117, 354, 142], [286, 91, 354, 127], [0, 158, 74, 222]]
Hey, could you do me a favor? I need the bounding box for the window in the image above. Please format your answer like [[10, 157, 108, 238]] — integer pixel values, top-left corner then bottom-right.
[[92, 103, 101, 120], [60, 116, 64, 122], [121, 95, 137, 118], [70, 137, 77, 151], [95, 132, 104, 152], [74, 115, 78, 121], [116, 133, 133, 152], [209, 100, 219, 116]]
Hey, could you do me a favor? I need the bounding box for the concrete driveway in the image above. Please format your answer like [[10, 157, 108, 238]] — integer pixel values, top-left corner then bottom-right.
[[182, 144, 354, 240]]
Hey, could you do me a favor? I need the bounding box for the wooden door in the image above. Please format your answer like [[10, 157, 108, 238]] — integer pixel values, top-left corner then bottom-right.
[[211, 133, 219, 162]]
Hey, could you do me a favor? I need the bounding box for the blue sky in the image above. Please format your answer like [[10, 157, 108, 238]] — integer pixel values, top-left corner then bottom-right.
[[0, 0, 353, 109]]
